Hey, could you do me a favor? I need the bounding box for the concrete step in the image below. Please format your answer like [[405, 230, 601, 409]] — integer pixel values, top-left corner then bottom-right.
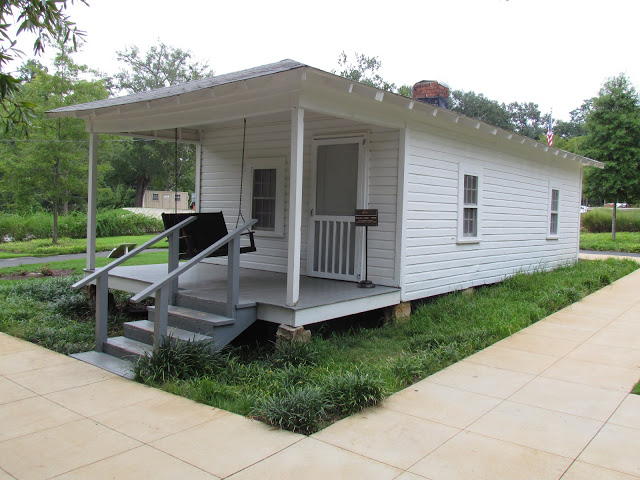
[[124, 319, 213, 345], [147, 304, 234, 335], [103, 336, 152, 361], [70, 351, 134, 379]]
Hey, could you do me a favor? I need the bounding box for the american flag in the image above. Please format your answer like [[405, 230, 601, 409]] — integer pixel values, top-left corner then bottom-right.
[[547, 114, 554, 147]]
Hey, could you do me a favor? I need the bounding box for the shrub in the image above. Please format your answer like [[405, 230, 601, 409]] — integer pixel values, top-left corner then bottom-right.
[[133, 336, 227, 383], [581, 208, 640, 233], [269, 340, 318, 368], [324, 370, 386, 415], [252, 386, 330, 435], [0, 209, 163, 241]]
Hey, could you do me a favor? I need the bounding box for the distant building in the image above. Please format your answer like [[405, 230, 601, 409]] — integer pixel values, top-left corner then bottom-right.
[[142, 190, 189, 210]]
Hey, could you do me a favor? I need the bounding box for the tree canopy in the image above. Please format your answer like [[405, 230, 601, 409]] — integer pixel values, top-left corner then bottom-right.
[[581, 74, 640, 237], [0, 0, 87, 133]]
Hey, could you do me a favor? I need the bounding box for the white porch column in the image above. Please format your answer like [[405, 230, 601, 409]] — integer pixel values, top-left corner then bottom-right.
[[286, 107, 304, 306], [86, 132, 99, 271]]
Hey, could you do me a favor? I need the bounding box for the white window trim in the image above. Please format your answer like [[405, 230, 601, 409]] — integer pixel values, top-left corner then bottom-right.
[[457, 167, 482, 244], [243, 157, 286, 238], [547, 183, 560, 240]]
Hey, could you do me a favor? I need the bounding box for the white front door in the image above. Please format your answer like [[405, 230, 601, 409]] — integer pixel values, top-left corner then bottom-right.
[[308, 137, 367, 281]]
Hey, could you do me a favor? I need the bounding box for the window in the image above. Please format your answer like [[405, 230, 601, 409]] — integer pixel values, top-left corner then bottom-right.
[[252, 169, 277, 231], [175, 194, 181, 201], [245, 157, 285, 236], [152, 193, 159, 201], [549, 188, 559, 237], [463, 174, 478, 237]]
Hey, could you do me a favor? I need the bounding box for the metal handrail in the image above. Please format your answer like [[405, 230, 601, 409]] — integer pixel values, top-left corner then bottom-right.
[[71, 216, 197, 290], [130, 219, 257, 303]]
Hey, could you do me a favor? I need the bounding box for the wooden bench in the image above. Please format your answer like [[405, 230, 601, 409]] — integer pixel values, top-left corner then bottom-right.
[[161, 212, 256, 260]]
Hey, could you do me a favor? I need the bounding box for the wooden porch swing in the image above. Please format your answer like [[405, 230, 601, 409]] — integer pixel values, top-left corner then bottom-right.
[[162, 120, 257, 260]]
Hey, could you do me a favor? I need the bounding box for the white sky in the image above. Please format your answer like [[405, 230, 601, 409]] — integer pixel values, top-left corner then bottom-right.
[[15, 0, 640, 121]]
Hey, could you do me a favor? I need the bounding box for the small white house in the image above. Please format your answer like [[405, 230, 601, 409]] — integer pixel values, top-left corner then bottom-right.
[[48, 60, 602, 356], [142, 190, 190, 210]]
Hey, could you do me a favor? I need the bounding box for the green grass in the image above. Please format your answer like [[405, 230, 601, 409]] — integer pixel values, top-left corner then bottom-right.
[[0, 235, 169, 257], [0, 250, 169, 277], [131, 258, 638, 434], [633, 379, 640, 395], [580, 232, 640, 253], [2, 258, 636, 433]]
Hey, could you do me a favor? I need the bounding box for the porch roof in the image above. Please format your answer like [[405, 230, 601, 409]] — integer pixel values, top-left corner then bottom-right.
[[45, 59, 603, 169]]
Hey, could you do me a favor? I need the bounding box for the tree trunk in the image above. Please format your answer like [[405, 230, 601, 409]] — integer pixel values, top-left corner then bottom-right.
[[134, 176, 151, 207], [63, 200, 68, 215], [612, 201, 617, 241]]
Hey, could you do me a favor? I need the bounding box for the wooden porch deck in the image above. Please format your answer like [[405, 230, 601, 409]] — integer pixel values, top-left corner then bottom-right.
[[108, 262, 401, 327]]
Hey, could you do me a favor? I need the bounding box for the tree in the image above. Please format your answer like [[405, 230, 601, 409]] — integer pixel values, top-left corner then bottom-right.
[[506, 101, 544, 139], [111, 42, 212, 205], [450, 90, 512, 131], [334, 52, 412, 97], [0, 46, 109, 242], [581, 74, 640, 239], [0, 0, 86, 133]]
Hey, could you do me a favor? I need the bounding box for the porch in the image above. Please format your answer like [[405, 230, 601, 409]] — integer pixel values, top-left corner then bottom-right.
[[109, 262, 401, 327]]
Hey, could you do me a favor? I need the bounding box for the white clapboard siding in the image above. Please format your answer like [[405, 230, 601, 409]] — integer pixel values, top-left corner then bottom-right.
[[199, 112, 399, 285], [401, 123, 581, 302]]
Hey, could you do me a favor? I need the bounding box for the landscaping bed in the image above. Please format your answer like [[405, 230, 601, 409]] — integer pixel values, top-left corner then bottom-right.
[[0, 258, 637, 434]]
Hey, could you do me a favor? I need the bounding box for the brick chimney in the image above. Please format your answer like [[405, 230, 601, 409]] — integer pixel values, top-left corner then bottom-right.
[[412, 80, 450, 109]]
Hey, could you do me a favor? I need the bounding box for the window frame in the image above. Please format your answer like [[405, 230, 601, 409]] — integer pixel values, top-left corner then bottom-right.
[[548, 185, 560, 240], [152, 193, 159, 201], [457, 168, 482, 244], [244, 157, 285, 237]]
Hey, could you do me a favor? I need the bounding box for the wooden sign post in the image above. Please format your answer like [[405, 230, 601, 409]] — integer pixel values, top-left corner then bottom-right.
[[355, 209, 378, 288]]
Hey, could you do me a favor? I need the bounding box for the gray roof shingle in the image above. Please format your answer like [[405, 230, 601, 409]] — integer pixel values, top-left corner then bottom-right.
[[47, 59, 307, 114]]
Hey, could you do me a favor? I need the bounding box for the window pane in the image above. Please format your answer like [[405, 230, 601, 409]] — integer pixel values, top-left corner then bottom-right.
[[252, 168, 277, 231], [551, 189, 559, 212], [464, 175, 478, 205], [550, 212, 558, 235], [463, 207, 477, 237]]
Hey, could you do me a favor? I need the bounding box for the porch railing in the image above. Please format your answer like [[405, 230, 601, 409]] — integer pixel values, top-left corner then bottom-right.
[[71, 216, 197, 353], [129, 219, 257, 349]]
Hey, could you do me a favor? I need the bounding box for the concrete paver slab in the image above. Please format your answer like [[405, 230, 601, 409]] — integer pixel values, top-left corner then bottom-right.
[[587, 329, 640, 350], [0, 396, 81, 442], [0, 418, 141, 479], [0, 332, 38, 354], [0, 376, 37, 405], [522, 321, 598, 342], [426, 360, 534, 399], [464, 345, 560, 375], [541, 310, 613, 329], [508, 376, 627, 421], [312, 407, 459, 469], [45, 376, 165, 417], [53, 445, 219, 480], [561, 461, 640, 480], [151, 413, 302, 478], [382, 380, 501, 429], [0, 347, 73, 375], [92, 393, 229, 443], [541, 358, 640, 392], [578, 423, 640, 477], [609, 395, 640, 430], [227, 437, 401, 480], [466, 401, 603, 458], [566, 343, 640, 369], [495, 330, 580, 356], [409, 431, 572, 480], [6, 359, 113, 395]]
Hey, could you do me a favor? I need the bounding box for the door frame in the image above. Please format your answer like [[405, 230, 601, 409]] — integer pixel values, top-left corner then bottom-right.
[[307, 133, 370, 281]]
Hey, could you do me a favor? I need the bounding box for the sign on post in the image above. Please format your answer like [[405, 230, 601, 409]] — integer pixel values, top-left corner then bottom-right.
[[355, 209, 378, 227]]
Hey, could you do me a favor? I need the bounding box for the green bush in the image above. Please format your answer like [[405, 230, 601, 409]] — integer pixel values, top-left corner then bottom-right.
[[0, 209, 163, 241], [252, 386, 330, 435], [133, 336, 227, 383], [324, 370, 386, 415], [581, 208, 640, 233]]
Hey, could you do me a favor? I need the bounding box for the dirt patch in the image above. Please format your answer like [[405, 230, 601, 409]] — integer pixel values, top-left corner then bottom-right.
[[0, 269, 75, 280]]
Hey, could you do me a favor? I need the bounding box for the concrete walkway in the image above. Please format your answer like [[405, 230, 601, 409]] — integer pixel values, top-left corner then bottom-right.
[[1, 271, 639, 478]]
